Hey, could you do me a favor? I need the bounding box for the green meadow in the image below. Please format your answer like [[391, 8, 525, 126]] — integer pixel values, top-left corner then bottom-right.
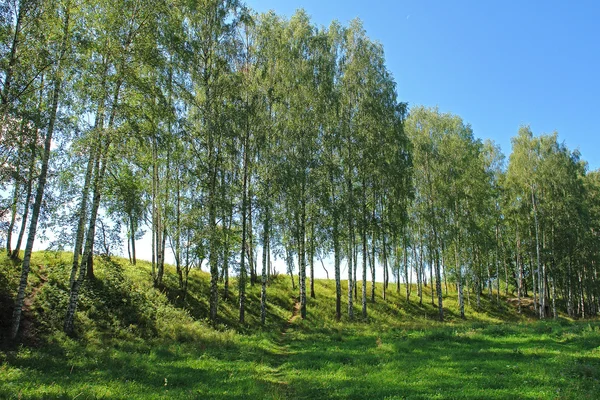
[[1, 253, 599, 399]]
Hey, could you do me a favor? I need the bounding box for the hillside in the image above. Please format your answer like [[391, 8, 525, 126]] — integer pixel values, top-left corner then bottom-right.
[[1, 252, 600, 399]]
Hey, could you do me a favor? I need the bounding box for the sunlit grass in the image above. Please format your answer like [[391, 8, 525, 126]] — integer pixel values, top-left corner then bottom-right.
[[1, 253, 599, 399]]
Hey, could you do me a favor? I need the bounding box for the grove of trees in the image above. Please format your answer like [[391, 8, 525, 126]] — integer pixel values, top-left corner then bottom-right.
[[2, 0, 600, 339]]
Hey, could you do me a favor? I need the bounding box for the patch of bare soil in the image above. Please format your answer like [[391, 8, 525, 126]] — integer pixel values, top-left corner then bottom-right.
[[281, 299, 301, 337], [1, 265, 49, 347]]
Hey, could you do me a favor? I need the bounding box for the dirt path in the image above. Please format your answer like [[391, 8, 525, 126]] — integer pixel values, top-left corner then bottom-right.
[[280, 298, 301, 338], [20, 264, 48, 345], [282, 299, 301, 335], [266, 299, 301, 396]]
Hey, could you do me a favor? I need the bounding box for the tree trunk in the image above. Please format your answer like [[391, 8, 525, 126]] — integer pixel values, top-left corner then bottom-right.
[[354, 237, 358, 300], [10, 5, 70, 339], [130, 216, 136, 265], [487, 258, 492, 300], [260, 207, 269, 325], [333, 210, 341, 321], [456, 238, 465, 319], [531, 188, 543, 318], [418, 233, 423, 305], [221, 209, 230, 299], [299, 184, 307, 319], [381, 231, 389, 300], [370, 206, 376, 303], [517, 227, 522, 314], [11, 160, 34, 260], [287, 247, 296, 290], [361, 179, 368, 319], [174, 179, 182, 289], [412, 242, 420, 304], [309, 221, 315, 299], [239, 121, 249, 324], [551, 277, 557, 319], [86, 74, 122, 280], [496, 225, 500, 304], [69, 143, 96, 286], [6, 162, 20, 255], [64, 137, 108, 336], [434, 241, 443, 322], [85, 136, 112, 281], [347, 210, 354, 320], [248, 190, 256, 286], [155, 149, 170, 288]]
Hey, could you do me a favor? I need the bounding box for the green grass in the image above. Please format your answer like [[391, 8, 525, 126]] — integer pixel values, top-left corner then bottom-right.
[[1, 252, 600, 399]]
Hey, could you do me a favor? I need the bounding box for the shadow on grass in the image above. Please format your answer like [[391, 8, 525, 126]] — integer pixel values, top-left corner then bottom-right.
[[274, 321, 600, 399]]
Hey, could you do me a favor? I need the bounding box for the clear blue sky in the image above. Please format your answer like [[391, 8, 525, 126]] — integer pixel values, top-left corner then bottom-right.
[[245, 0, 600, 170]]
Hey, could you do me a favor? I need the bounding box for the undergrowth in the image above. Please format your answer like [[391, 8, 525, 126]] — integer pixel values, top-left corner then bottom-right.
[[1, 252, 599, 399]]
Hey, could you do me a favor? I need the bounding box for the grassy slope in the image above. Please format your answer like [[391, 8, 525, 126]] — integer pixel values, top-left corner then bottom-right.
[[0, 252, 599, 399]]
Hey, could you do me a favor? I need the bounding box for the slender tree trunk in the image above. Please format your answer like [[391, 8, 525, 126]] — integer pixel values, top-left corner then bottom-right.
[[551, 277, 557, 319], [310, 221, 315, 299], [456, 238, 465, 319], [334, 210, 341, 321], [382, 232, 388, 301], [370, 230, 376, 303], [347, 215, 354, 320], [260, 207, 269, 325], [517, 226, 522, 314], [579, 270, 585, 318], [11, 5, 70, 339], [487, 258, 492, 300], [239, 121, 249, 324], [287, 247, 296, 291], [6, 160, 21, 255], [71, 82, 108, 281], [151, 135, 157, 283], [86, 74, 122, 280], [496, 225, 500, 304], [64, 137, 108, 336], [69, 143, 96, 286], [354, 237, 358, 300], [429, 243, 435, 306], [174, 173, 182, 289], [85, 137, 111, 281], [130, 216, 136, 265], [403, 235, 409, 302], [221, 209, 230, 299], [466, 274, 471, 307], [151, 200, 155, 279], [347, 135, 354, 320], [567, 256, 573, 317], [418, 233, 423, 305], [394, 263, 399, 293], [248, 190, 256, 286], [155, 148, 170, 288], [361, 192, 368, 319], [475, 249, 481, 310], [532, 188, 543, 318], [11, 159, 34, 259], [531, 250, 537, 315], [413, 242, 420, 304], [434, 240, 443, 322], [502, 233, 509, 296], [267, 240, 272, 279], [299, 181, 307, 319], [127, 232, 132, 264]]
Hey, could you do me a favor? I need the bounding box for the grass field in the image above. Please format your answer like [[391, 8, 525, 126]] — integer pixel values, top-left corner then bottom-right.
[[1, 252, 600, 399]]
